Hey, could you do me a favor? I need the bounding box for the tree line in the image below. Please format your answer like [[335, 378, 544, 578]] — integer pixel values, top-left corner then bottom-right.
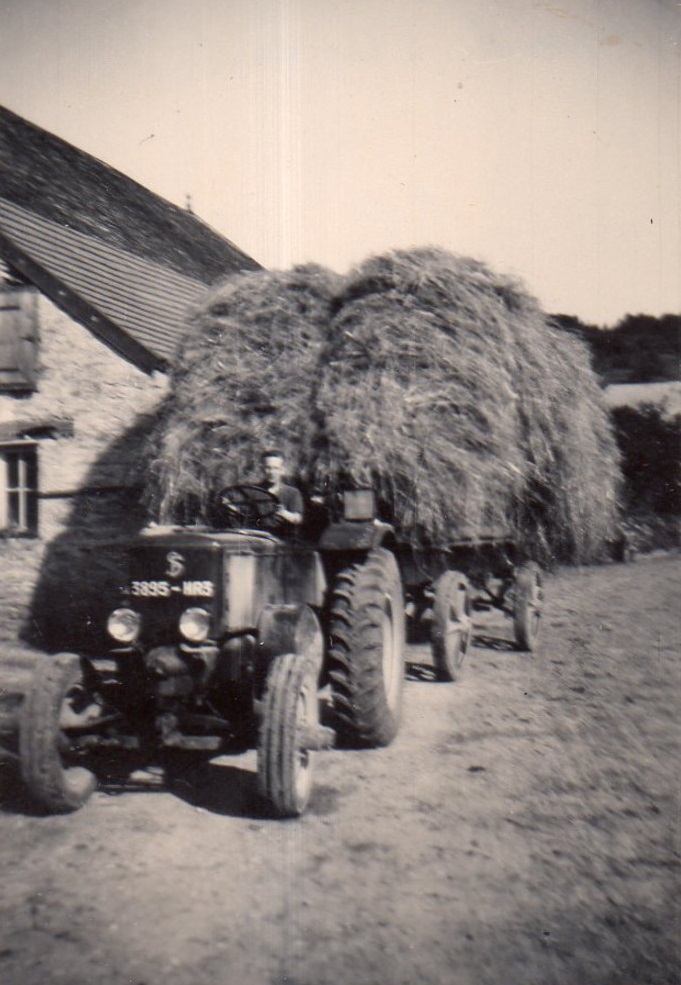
[[549, 312, 680, 548], [551, 312, 680, 384]]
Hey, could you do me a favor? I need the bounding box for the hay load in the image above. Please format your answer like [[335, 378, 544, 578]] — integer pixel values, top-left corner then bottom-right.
[[150, 263, 341, 521], [311, 249, 527, 545], [313, 248, 620, 562], [150, 248, 620, 564]]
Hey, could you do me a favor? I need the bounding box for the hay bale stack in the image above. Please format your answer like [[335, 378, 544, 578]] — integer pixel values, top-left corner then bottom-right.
[[150, 247, 620, 564], [509, 317, 621, 562], [310, 248, 620, 562], [310, 250, 525, 544], [150, 264, 341, 522]]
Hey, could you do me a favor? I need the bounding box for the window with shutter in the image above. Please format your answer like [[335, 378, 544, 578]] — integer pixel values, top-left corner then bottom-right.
[[0, 441, 39, 536], [0, 286, 39, 392]]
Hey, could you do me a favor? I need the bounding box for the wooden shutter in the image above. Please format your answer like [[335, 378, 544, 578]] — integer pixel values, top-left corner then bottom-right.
[[0, 286, 39, 391]]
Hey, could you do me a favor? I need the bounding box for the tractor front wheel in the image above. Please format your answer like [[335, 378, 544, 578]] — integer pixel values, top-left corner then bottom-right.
[[257, 652, 316, 818], [19, 653, 98, 814]]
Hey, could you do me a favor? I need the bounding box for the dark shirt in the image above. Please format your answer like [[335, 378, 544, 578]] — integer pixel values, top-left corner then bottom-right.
[[270, 482, 303, 516]]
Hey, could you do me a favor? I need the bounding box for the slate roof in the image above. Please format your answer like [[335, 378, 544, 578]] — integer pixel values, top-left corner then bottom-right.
[[0, 105, 261, 371]]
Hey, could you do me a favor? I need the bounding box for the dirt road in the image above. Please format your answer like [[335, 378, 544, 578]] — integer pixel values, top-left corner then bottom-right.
[[0, 555, 679, 985]]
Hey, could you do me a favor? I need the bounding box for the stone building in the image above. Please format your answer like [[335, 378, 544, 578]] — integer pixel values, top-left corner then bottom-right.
[[0, 106, 259, 651]]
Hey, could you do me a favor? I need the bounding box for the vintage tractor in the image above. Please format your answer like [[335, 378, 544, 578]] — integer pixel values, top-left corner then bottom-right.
[[18, 487, 405, 818]]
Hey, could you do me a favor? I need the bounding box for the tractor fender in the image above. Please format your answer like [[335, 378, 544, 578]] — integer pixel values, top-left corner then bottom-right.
[[318, 520, 396, 553], [255, 603, 323, 676]]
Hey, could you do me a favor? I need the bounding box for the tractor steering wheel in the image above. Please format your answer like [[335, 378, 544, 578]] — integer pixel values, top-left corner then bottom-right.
[[216, 484, 280, 530]]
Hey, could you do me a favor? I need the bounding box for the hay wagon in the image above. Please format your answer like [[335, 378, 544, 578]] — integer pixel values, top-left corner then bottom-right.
[[395, 530, 544, 682], [151, 246, 616, 696], [312, 487, 544, 683]]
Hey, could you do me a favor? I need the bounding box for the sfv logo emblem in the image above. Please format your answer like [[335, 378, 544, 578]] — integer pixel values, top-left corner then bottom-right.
[[166, 551, 186, 579]]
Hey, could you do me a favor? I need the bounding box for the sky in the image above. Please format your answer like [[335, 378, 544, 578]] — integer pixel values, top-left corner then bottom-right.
[[1, 0, 679, 325]]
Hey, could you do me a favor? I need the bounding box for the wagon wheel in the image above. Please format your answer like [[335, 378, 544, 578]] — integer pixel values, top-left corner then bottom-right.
[[431, 571, 473, 682], [512, 562, 543, 651]]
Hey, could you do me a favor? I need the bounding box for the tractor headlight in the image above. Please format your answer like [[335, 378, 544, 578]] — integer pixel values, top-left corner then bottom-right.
[[107, 607, 141, 643], [179, 607, 211, 643]]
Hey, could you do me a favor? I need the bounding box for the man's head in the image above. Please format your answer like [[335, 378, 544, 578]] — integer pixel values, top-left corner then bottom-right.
[[262, 450, 285, 488]]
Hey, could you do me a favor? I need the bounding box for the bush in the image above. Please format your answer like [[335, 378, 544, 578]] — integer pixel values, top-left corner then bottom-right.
[[611, 403, 681, 515]]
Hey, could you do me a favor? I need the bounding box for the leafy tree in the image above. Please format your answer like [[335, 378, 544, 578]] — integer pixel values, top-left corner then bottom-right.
[[611, 403, 681, 515], [551, 313, 680, 384]]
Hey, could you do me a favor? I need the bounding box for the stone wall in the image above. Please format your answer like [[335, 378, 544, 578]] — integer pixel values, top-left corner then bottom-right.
[[0, 292, 168, 650]]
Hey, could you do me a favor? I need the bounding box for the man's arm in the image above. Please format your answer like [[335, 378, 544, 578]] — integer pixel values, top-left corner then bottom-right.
[[276, 485, 303, 525]]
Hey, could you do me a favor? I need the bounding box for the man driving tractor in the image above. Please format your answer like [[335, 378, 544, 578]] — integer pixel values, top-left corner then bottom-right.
[[260, 449, 303, 531], [216, 450, 304, 534]]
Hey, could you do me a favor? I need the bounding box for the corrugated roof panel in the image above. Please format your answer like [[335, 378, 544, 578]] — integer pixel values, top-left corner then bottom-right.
[[0, 198, 212, 364], [0, 105, 261, 284]]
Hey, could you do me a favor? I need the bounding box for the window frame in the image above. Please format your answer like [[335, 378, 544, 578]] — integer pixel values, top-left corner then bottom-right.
[[0, 440, 39, 537]]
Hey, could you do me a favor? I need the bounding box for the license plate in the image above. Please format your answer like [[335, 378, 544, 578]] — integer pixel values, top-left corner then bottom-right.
[[130, 579, 214, 599]]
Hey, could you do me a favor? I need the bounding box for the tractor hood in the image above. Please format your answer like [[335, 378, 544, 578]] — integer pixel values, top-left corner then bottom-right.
[[116, 525, 326, 643], [132, 525, 283, 555]]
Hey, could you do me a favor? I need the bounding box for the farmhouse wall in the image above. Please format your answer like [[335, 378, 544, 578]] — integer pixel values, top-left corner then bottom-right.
[[0, 292, 168, 650]]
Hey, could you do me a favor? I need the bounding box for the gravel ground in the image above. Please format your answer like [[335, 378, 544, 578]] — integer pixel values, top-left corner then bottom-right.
[[0, 554, 679, 985]]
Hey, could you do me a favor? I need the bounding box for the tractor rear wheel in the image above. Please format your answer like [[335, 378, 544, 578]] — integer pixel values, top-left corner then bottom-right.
[[431, 570, 473, 681], [512, 562, 543, 651], [19, 653, 98, 814], [328, 548, 405, 747], [257, 652, 316, 817]]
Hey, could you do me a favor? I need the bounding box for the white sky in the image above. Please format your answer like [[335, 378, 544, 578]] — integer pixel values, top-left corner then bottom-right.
[[1, 0, 679, 325]]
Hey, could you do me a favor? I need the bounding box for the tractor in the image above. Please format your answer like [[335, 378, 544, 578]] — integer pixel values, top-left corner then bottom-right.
[[19, 487, 405, 818], [19, 486, 543, 818]]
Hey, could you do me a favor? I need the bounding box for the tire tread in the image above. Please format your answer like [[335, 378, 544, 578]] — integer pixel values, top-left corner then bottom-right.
[[327, 548, 405, 747]]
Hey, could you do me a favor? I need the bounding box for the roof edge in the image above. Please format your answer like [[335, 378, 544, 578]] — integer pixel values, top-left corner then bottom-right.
[[0, 104, 263, 281], [0, 229, 166, 374]]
